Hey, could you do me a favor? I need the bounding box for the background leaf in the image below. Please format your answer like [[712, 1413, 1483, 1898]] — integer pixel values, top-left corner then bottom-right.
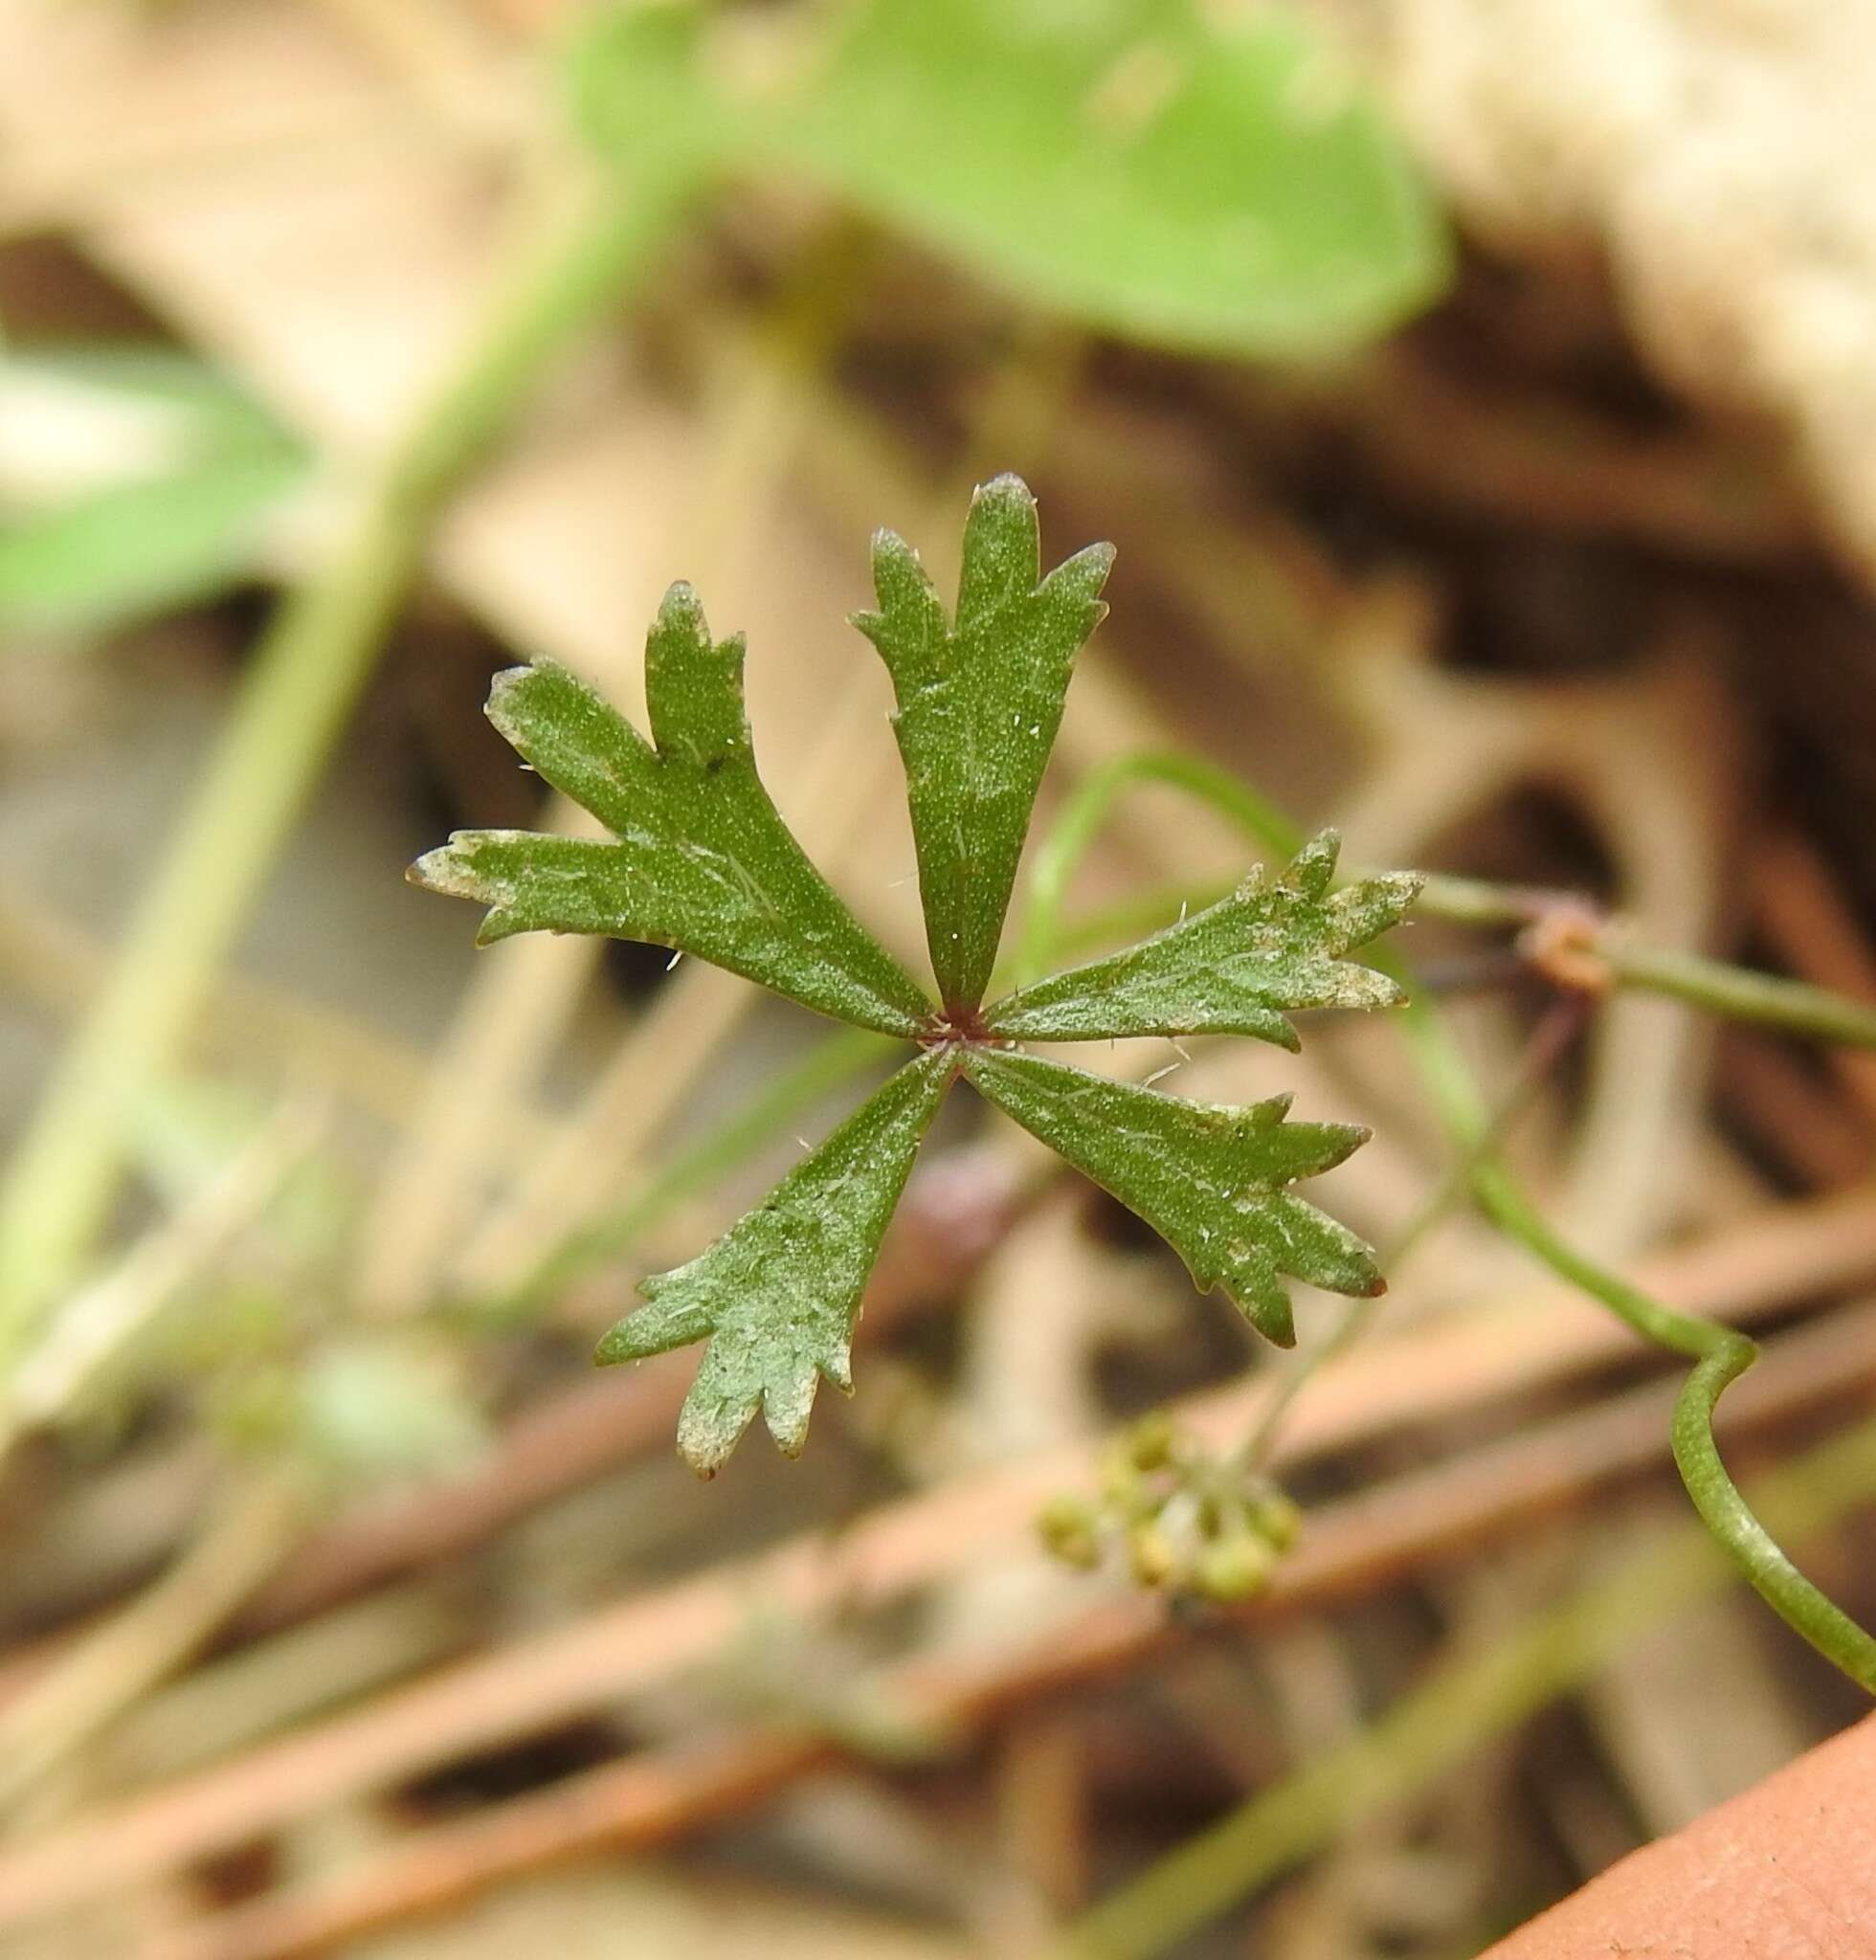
[[570, 0, 1449, 358], [0, 343, 297, 455], [0, 452, 302, 635], [596, 1048, 952, 1474], [0, 344, 304, 635], [963, 1046, 1381, 1346], [295, 1335, 488, 1491]]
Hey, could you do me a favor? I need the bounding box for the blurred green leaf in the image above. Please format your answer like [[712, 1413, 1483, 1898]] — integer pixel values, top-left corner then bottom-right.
[[570, 0, 1448, 356], [3, 344, 296, 453], [296, 1336, 488, 1487], [0, 451, 302, 635], [0, 342, 305, 635]]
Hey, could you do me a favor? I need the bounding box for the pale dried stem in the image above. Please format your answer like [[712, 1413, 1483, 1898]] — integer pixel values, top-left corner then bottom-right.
[[3, 1191, 1873, 1932], [989, 1714, 1090, 1947], [358, 247, 882, 1313], [0, 1476, 306, 1822], [0, 1100, 323, 1465], [354, 925, 611, 1312], [1750, 830, 1876, 1123], [124, 1302, 1876, 1960], [0, 888, 547, 1147]]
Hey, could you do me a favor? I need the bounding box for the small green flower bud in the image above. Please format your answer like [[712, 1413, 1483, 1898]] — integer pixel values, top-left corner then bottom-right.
[[1037, 1494, 1103, 1570], [1127, 1411, 1177, 1472], [1101, 1442, 1146, 1507], [1249, 1489, 1303, 1552], [1194, 1532, 1274, 1603], [1128, 1521, 1180, 1589]]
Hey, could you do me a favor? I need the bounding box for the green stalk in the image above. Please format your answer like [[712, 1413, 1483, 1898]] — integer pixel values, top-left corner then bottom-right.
[[1407, 968, 1876, 1690], [1472, 1166, 1876, 1689], [1048, 1411, 1876, 1960], [0, 171, 699, 1350], [1405, 875, 1876, 1048], [1606, 940, 1876, 1050], [1237, 996, 1589, 1476], [1030, 751, 1876, 1055], [1022, 747, 1876, 1693]]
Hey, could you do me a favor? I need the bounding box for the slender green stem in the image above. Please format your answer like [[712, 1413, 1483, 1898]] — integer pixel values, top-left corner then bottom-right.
[[1048, 1412, 1876, 1960], [0, 170, 700, 1350], [1408, 869, 1574, 929], [1394, 985, 1876, 1692], [1474, 1166, 1876, 1691], [1027, 750, 1876, 1055], [1408, 875, 1876, 1049], [1238, 997, 1588, 1475], [1021, 746, 1876, 1693], [1605, 939, 1876, 1050]]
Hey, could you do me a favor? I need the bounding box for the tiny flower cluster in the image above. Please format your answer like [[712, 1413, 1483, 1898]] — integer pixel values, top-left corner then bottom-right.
[[1038, 1412, 1302, 1604]]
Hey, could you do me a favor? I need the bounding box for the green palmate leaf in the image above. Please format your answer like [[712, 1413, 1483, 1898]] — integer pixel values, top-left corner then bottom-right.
[[413, 474, 1421, 1471], [961, 1047, 1380, 1347], [987, 832, 1421, 1049], [596, 1049, 952, 1474], [410, 585, 933, 1037], [855, 474, 1112, 1009], [570, 0, 1448, 358]]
